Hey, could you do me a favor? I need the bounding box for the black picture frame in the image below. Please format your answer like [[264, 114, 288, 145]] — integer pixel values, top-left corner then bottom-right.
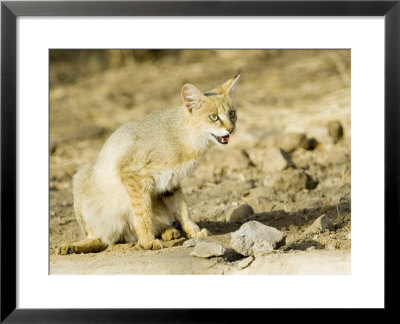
[[1, 0, 398, 322]]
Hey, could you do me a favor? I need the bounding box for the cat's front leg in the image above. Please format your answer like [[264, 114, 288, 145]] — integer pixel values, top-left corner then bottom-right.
[[162, 187, 209, 238], [122, 177, 164, 250]]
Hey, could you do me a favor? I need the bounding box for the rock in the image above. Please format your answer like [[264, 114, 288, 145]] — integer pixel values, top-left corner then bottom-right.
[[190, 242, 225, 258], [230, 221, 286, 256], [347, 232, 351, 240], [246, 197, 275, 213], [304, 214, 334, 235], [267, 169, 318, 192], [225, 204, 254, 223], [235, 256, 254, 269], [273, 132, 310, 152], [327, 121, 344, 143], [246, 147, 294, 173], [183, 238, 200, 247]]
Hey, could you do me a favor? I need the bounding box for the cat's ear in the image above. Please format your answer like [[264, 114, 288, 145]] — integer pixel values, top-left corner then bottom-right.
[[214, 73, 240, 95], [181, 84, 206, 113]]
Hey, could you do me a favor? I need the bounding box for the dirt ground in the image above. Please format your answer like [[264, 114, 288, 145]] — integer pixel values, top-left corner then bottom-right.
[[49, 50, 351, 274]]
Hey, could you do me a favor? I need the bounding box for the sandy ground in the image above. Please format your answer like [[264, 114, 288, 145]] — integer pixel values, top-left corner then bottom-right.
[[49, 50, 351, 274]]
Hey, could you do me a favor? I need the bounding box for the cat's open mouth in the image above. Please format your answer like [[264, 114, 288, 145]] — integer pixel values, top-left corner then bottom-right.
[[211, 133, 230, 145]]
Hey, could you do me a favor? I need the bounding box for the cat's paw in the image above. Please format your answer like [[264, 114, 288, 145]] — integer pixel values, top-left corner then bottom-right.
[[190, 228, 209, 238], [161, 227, 182, 241], [139, 239, 164, 250]]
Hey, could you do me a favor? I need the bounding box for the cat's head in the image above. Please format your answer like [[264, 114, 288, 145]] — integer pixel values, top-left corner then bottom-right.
[[181, 74, 240, 146]]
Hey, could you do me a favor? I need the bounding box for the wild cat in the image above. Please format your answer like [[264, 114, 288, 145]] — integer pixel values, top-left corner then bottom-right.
[[59, 74, 240, 254]]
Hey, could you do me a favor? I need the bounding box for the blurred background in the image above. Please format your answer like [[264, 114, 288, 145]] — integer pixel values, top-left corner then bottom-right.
[[50, 50, 351, 257]]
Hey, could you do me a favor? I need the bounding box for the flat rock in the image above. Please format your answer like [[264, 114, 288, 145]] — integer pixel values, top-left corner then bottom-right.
[[225, 204, 254, 223], [304, 214, 334, 235], [246, 147, 294, 173], [190, 242, 225, 258], [230, 221, 286, 256]]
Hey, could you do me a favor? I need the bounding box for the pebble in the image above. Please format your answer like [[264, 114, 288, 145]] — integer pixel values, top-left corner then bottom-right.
[[190, 242, 225, 258], [230, 221, 286, 256], [225, 204, 254, 223], [304, 214, 334, 235]]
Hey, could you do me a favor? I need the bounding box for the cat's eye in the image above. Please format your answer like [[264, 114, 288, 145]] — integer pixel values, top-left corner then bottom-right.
[[209, 114, 219, 122], [229, 110, 236, 119]]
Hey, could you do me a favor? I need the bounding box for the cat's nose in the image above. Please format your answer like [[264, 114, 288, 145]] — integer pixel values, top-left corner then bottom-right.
[[226, 127, 234, 134]]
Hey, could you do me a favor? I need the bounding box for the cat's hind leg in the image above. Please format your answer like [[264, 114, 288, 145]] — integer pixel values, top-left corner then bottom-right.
[[152, 197, 182, 242], [58, 238, 107, 255], [161, 187, 209, 239]]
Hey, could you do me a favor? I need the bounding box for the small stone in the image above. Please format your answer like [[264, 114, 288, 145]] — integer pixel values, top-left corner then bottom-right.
[[312, 235, 319, 240], [236, 256, 254, 269], [306, 246, 316, 252], [327, 120, 344, 143], [190, 242, 225, 258], [347, 232, 351, 240], [304, 214, 334, 235], [246, 197, 275, 213], [183, 238, 200, 247], [225, 204, 254, 223], [246, 147, 294, 173], [230, 221, 286, 256]]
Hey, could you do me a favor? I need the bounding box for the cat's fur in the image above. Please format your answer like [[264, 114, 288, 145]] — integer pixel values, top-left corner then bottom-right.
[[59, 75, 240, 254]]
